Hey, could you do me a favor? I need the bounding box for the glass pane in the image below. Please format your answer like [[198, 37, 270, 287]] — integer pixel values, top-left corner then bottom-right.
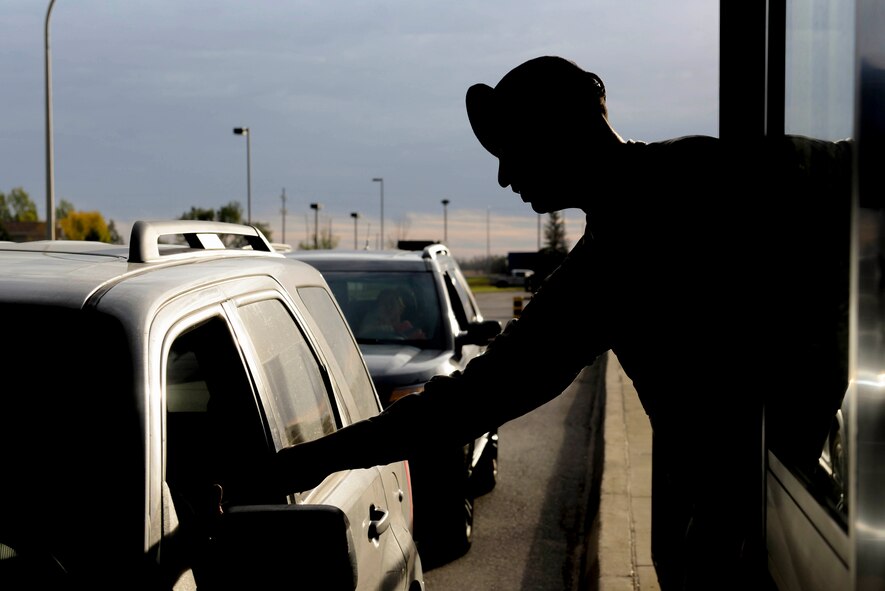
[[785, 0, 855, 139], [238, 299, 337, 446], [776, 0, 855, 521], [298, 286, 381, 421], [324, 271, 445, 349]]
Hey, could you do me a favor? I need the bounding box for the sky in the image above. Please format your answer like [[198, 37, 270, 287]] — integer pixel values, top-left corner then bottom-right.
[[1, 0, 718, 258]]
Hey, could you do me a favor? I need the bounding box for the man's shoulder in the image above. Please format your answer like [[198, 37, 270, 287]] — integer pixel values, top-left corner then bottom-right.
[[623, 135, 724, 178], [651, 134, 720, 150], [626, 135, 721, 161]]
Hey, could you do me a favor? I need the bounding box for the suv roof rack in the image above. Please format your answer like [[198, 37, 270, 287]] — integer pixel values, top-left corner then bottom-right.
[[421, 243, 450, 260], [129, 220, 277, 263], [397, 240, 439, 251]]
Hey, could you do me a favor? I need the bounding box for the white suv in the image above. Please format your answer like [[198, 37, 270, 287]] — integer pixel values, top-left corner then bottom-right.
[[0, 221, 424, 591]]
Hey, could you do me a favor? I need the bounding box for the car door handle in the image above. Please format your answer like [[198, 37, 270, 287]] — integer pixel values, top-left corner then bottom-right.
[[368, 504, 390, 539]]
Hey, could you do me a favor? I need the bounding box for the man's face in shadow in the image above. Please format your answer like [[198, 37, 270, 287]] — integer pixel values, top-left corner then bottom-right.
[[495, 107, 590, 214]]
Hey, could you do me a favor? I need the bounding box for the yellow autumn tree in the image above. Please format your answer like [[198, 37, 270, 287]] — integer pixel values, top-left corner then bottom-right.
[[60, 211, 112, 242]]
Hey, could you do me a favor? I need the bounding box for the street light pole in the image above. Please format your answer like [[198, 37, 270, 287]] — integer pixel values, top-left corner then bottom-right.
[[233, 127, 251, 224], [310, 202, 322, 249], [486, 207, 491, 266], [537, 213, 541, 250], [45, 0, 57, 240], [350, 212, 359, 249], [372, 177, 384, 249], [441, 199, 450, 243], [280, 188, 287, 243]]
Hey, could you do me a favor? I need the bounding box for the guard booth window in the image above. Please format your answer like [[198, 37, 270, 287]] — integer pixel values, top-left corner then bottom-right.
[[766, 0, 855, 523]]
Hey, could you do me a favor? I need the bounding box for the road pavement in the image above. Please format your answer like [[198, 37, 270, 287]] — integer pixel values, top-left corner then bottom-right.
[[420, 289, 661, 591], [419, 290, 603, 590]]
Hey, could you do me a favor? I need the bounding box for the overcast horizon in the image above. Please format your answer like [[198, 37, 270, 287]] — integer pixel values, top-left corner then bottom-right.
[[2, 1, 718, 258]]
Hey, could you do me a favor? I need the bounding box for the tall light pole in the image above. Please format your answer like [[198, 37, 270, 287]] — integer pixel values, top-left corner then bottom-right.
[[310, 202, 322, 249], [280, 188, 287, 243], [441, 199, 450, 243], [537, 213, 542, 250], [486, 207, 491, 267], [350, 212, 359, 249], [372, 177, 384, 249], [45, 0, 58, 239], [233, 127, 251, 224]]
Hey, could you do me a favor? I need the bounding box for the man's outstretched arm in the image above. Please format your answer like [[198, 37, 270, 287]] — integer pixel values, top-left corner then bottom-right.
[[273, 236, 611, 494]]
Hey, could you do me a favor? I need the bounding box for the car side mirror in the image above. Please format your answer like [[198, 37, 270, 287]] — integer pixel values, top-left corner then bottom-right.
[[205, 504, 358, 590], [458, 319, 503, 347]]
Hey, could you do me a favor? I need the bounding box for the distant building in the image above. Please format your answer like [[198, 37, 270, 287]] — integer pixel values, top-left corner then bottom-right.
[[2, 221, 49, 242]]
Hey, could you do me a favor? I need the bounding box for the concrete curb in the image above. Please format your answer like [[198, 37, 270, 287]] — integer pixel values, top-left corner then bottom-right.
[[598, 351, 660, 591]]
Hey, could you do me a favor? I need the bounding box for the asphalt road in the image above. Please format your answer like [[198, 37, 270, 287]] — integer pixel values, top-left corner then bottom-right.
[[421, 290, 605, 591]]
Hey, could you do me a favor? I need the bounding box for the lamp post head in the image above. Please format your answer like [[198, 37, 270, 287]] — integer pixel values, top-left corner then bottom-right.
[[233, 127, 249, 136], [310, 202, 322, 210], [442, 199, 450, 206], [351, 212, 359, 219], [372, 177, 383, 183]]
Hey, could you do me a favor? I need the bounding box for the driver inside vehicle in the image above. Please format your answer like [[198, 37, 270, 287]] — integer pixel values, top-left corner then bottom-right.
[[359, 288, 426, 340]]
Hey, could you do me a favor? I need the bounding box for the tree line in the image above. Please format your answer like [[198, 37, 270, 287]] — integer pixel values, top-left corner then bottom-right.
[[0, 186, 122, 243], [0, 188, 275, 246], [1, 186, 570, 273]]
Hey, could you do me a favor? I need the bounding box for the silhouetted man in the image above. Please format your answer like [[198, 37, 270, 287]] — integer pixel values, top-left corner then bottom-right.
[[273, 56, 850, 590]]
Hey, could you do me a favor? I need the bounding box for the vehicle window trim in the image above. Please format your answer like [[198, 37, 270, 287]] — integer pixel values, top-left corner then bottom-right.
[[156, 303, 274, 555]]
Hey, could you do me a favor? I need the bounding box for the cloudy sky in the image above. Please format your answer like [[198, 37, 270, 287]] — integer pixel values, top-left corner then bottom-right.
[[1, 0, 718, 258]]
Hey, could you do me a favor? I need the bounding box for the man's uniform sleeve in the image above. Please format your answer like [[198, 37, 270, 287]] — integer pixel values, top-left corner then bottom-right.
[[274, 235, 615, 493]]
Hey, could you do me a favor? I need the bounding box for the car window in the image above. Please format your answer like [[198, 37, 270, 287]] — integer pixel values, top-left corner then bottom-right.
[[298, 286, 381, 421], [165, 317, 270, 486], [324, 271, 445, 349], [237, 299, 338, 446]]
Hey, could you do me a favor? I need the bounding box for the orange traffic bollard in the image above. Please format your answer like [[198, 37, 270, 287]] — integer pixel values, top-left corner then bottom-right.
[[513, 296, 531, 318]]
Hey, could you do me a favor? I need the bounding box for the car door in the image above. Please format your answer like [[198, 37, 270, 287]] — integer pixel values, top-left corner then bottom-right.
[[153, 278, 412, 590], [229, 292, 412, 591]]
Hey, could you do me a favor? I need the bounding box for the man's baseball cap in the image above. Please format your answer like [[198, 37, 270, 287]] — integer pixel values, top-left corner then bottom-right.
[[466, 56, 605, 158]]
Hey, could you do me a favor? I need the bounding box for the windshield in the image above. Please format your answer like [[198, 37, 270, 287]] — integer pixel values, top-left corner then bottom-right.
[[323, 271, 444, 349]]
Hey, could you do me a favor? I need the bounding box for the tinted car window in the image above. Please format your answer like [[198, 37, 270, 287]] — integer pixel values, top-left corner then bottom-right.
[[238, 299, 337, 446], [165, 316, 270, 491]]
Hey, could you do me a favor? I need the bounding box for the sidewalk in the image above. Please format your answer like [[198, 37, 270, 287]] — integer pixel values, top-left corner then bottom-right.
[[598, 351, 660, 591]]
